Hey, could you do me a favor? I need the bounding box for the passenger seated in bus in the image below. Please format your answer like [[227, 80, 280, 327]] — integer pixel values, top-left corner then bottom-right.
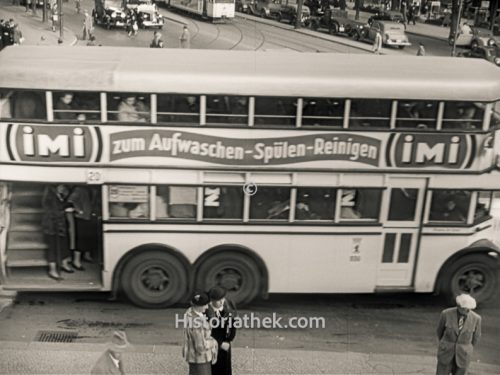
[[444, 103, 481, 130], [267, 200, 290, 220], [128, 203, 148, 218], [54, 93, 86, 121], [117, 96, 148, 122], [433, 200, 466, 222], [174, 96, 199, 122], [0, 90, 13, 118], [12, 91, 46, 120]]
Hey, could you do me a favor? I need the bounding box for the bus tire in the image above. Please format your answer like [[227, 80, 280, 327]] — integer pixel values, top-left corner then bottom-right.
[[441, 254, 498, 305], [195, 252, 260, 306], [121, 251, 188, 308]]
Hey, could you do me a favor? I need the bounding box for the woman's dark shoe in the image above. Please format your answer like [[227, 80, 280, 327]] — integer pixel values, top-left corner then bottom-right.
[[48, 272, 63, 281], [61, 265, 75, 273], [71, 262, 85, 271], [83, 254, 94, 263]]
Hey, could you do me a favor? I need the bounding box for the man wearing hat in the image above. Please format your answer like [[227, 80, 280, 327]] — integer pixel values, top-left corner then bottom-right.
[[206, 286, 237, 375], [436, 294, 482, 375], [91, 330, 130, 375], [182, 292, 218, 375]]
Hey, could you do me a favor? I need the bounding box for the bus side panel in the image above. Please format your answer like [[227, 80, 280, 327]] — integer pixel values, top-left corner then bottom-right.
[[103, 228, 382, 293], [414, 226, 497, 293]]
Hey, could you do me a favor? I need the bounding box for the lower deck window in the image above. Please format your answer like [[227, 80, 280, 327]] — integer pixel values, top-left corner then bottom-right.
[[428, 190, 470, 223], [108, 185, 150, 219], [340, 188, 382, 220]]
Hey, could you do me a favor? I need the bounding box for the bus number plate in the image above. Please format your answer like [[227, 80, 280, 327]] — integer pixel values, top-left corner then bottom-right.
[[86, 169, 103, 184]]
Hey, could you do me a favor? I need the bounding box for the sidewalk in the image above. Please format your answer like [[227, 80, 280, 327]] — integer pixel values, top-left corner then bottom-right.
[[0, 0, 77, 46], [1, 340, 499, 374]]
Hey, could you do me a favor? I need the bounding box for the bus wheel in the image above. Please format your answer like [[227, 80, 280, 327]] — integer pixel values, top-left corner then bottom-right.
[[196, 253, 260, 306], [121, 251, 188, 308], [443, 254, 498, 304]]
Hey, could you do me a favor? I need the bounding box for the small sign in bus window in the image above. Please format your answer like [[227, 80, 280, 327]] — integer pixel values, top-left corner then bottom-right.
[[109, 185, 149, 202]]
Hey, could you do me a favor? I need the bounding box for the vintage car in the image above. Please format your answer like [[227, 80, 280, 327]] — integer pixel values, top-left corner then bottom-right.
[[93, 0, 128, 29], [235, 0, 254, 13], [353, 21, 411, 49], [470, 27, 499, 49], [136, 3, 164, 28], [460, 46, 500, 67], [368, 10, 404, 25], [276, 3, 310, 25], [249, 0, 310, 25]]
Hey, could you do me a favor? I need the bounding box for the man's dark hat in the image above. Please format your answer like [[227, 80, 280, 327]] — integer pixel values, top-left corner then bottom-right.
[[191, 292, 209, 306], [209, 286, 227, 301]]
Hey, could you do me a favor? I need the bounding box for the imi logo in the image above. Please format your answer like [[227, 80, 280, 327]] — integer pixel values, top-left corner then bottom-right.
[[8, 124, 99, 162], [387, 133, 475, 169]]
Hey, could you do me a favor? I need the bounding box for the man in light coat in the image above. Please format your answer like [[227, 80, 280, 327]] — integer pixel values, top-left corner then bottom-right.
[[91, 330, 130, 375], [436, 294, 482, 375]]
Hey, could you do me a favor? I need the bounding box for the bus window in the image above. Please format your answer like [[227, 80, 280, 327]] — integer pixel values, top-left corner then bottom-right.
[[388, 188, 418, 221], [301, 98, 344, 127], [254, 96, 296, 126], [108, 185, 150, 219], [53, 91, 100, 122], [108, 93, 150, 123], [441, 102, 485, 130], [349, 99, 391, 129], [203, 186, 243, 220], [474, 191, 492, 223], [295, 188, 336, 220], [339, 188, 382, 220], [0, 89, 13, 119], [157, 94, 199, 124], [250, 187, 291, 220], [156, 186, 197, 219], [428, 190, 470, 223], [206, 95, 248, 125], [11, 90, 46, 120], [396, 100, 438, 129]]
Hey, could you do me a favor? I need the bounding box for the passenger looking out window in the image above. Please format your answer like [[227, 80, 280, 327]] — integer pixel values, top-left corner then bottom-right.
[[396, 100, 438, 129], [54, 93, 86, 121], [295, 188, 336, 220], [429, 190, 470, 223], [442, 102, 484, 130], [117, 95, 150, 122]]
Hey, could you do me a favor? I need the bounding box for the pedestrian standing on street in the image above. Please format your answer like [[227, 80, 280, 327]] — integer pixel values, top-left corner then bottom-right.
[[372, 31, 382, 54], [150, 31, 163, 48], [51, 3, 59, 32], [408, 3, 417, 25], [82, 10, 94, 40], [91, 330, 130, 375], [75, 0, 81, 14], [206, 287, 237, 375], [401, 0, 407, 26], [436, 294, 481, 375], [416, 42, 425, 56], [179, 25, 191, 48], [182, 292, 218, 375]]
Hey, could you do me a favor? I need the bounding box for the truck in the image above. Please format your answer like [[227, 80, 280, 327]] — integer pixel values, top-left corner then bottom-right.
[[93, 0, 128, 29]]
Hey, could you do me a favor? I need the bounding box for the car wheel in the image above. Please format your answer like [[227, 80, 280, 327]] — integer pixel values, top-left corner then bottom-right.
[[352, 31, 360, 41], [329, 22, 339, 35], [260, 9, 266, 18], [471, 40, 478, 49], [398, 45, 405, 49]]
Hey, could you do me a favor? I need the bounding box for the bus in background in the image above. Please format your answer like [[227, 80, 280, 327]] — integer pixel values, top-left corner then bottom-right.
[[0, 47, 500, 308], [164, 0, 235, 22]]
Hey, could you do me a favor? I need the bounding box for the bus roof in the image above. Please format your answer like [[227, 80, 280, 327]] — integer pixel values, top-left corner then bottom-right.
[[1, 46, 499, 101]]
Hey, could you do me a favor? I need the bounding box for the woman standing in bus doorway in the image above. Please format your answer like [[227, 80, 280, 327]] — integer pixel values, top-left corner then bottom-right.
[[206, 287, 237, 375], [41, 184, 75, 280], [182, 292, 218, 375]]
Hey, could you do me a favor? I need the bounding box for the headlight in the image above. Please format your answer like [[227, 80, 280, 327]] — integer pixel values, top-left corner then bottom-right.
[[488, 38, 496, 47], [495, 57, 500, 65], [111, 12, 116, 17]]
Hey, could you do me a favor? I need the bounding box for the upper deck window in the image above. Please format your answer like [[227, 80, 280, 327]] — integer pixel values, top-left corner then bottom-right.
[[157, 94, 199, 124], [1, 90, 46, 121], [349, 99, 391, 129], [441, 102, 485, 130], [396, 100, 438, 129], [301, 98, 344, 127], [108, 93, 150, 123], [53, 91, 100, 122], [254, 96, 296, 126], [206, 95, 248, 125]]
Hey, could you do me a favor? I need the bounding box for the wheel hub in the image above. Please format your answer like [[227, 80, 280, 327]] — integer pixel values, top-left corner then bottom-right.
[[141, 267, 169, 291], [458, 270, 485, 293], [216, 268, 242, 292]]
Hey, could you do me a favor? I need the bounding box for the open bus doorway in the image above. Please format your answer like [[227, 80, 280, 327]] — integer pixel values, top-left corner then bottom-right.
[[0, 182, 103, 290]]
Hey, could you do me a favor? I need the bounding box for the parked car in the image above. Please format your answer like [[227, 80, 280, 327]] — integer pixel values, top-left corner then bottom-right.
[[249, 0, 281, 19], [470, 27, 499, 49], [448, 23, 473, 47], [235, 0, 254, 13], [249, 0, 310, 25], [93, 0, 128, 29], [309, 9, 363, 36], [276, 3, 310, 25], [353, 21, 410, 49], [460, 46, 500, 67], [368, 10, 404, 25]]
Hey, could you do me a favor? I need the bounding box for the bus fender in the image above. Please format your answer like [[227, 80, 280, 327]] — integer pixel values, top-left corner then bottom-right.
[[433, 240, 500, 294], [193, 244, 269, 299], [110, 243, 192, 300]]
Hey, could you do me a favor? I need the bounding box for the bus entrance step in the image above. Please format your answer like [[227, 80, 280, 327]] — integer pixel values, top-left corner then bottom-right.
[[6, 250, 48, 268]]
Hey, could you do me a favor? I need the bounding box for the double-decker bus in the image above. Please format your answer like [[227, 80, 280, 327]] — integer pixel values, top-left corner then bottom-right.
[[1, 47, 500, 308]]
